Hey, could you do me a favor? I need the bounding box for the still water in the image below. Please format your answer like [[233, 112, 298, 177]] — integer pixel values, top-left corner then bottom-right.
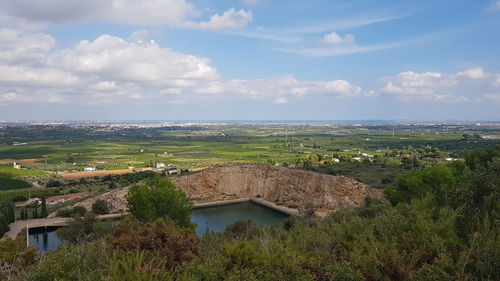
[[28, 201, 289, 252], [28, 226, 62, 253], [191, 201, 289, 235]]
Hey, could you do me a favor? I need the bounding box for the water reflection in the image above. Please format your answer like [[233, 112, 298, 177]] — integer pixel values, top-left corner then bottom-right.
[[28, 202, 290, 251]]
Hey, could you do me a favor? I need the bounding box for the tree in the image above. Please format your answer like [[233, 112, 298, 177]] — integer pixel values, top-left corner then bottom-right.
[[40, 197, 48, 218], [20, 208, 28, 220], [32, 204, 38, 219], [0, 214, 9, 237], [46, 179, 62, 187], [126, 177, 194, 228], [92, 199, 109, 215], [57, 213, 113, 244], [1, 201, 15, 224]]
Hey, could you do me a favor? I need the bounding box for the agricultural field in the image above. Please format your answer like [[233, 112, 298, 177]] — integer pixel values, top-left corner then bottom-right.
[[0, 121, 499, 204], [0, 177, 31, 191]]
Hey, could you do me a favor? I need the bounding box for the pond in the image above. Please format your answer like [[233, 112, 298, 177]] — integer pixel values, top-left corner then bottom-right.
[[28, 201, 290, 252], [28, 226, 62, 253], [192, 201, 289, 235]]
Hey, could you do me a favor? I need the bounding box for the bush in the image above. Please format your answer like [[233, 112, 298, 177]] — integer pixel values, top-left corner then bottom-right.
[[57, 206, 88, 218], [107, 216, 198, 269], [225, 219, 260, 238], [107, 251, 170, 281], [126, 177, 193, 228], [10, 195, 28, 202], [26, 240, 109, 281], [92, 199, 109, 215], [0, 237, 37, 279], [45, 179, 62, 188], [57, 213, 113, 244]]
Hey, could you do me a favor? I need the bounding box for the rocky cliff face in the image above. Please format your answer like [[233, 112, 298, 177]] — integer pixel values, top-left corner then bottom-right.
[[172, 164, 383, 214]]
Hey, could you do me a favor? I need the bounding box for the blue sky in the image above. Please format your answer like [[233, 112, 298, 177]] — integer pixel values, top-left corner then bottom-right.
[[0, 0, 499, 120]]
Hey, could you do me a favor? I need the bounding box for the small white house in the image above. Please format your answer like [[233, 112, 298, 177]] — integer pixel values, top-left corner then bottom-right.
[[84, 167, 96, 172], [165, 168, 179, 175], [13, 162, 21, 169], [332, 158, 340, 163], [155, 162, 166, 169]]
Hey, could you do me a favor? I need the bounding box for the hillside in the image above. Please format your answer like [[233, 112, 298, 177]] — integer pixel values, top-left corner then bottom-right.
[[172, 164, 383, 214], [56, 164, 382, 216]]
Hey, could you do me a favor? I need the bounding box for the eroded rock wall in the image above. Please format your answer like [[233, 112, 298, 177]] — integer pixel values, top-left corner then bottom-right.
[[172, 164, 383, 213]]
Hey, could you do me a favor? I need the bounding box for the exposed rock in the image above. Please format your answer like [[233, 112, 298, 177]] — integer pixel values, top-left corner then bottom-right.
[[48, 187, 129, 218], [172, 164, 383, 214], [53, 164, 383, 217]]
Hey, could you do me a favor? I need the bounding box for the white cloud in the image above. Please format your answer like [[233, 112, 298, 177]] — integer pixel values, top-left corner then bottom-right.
[[322, 32, 354, 45], [243, 0, 261, 5], [0, 0, 252, 32], [381, 68, 499, 102], [0, 31, 359, 105], [107, 0, 196, 26], [183, 8, 253, 31], [273, 97, 288, 104], [458, 67, 485, 79], [0, 65, 79, 87], [493, 1, 500, 10], [0, 92, 17, 103], [196, 75, 363, 100], [484, 94, 500, 102], [233, 14, 408, 43], [51, 35, 218, 82], [276, 15, 408, 35], [274, 41, 407, 57], [89, 81, 118, 91], [0, 31, 219, 104], [493, 74, 500, 87], [128, 29, 149, 42], [0, 0, 193, 26], [161, 88, 182, 95], [0, 28, 55, 63]]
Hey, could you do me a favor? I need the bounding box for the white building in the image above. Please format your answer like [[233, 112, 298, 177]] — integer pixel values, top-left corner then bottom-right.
[[84, 167, 96, 172], [156, 163, 166, 169], [165, 168, 179, 175], [13, 162, 21, 169]]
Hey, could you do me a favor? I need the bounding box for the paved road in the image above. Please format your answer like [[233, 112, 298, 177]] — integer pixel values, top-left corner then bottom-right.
[[3, 213, 125, 240], [4, 217, 71, 240]]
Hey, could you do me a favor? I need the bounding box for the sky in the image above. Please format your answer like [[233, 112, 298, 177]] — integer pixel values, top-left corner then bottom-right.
[[0, 0, 499, 121]]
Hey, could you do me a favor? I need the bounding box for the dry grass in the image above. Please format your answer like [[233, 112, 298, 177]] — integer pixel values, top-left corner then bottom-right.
[[59, 169, 133, 179]]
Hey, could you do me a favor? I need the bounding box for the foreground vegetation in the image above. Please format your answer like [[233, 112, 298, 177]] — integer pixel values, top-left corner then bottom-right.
[[0, 145, 497, 280]]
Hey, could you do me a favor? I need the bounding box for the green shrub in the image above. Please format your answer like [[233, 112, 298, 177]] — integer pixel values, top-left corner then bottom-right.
[[126, 177, 193, 228], [25, 240, 109, 281], [92, 199, 109, 215], [107, 251, 171, 281], [57, 213, 113, 244], [107, 216, 198, 269]]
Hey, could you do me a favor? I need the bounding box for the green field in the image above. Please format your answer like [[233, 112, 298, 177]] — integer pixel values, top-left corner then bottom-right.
[[0, 165, 48, 178], [0, 122, 499, 193], [0, 177, 32, 191]]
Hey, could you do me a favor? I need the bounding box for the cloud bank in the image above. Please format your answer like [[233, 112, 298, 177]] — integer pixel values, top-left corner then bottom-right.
[[0, 0, 252, 31]]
